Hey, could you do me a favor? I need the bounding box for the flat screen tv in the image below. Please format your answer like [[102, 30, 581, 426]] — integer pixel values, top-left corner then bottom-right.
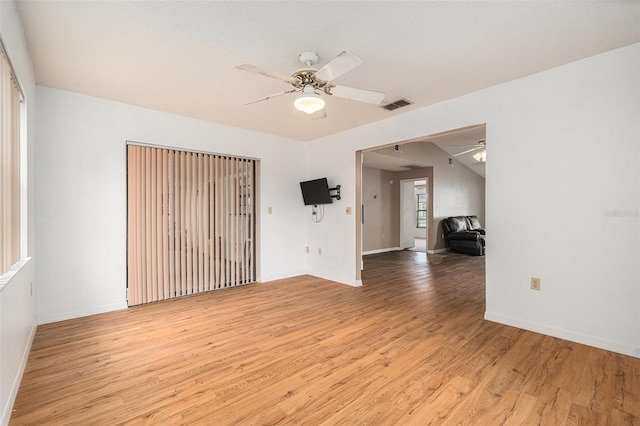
[[300, 178, 333, 206]]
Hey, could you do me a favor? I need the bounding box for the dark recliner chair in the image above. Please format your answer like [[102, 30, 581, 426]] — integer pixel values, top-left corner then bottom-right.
[[442, 215, 485, 256]]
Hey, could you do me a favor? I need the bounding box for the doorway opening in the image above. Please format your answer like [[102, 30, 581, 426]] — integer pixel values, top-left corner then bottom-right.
[[400, 179, 428, 253], [355, 124, 486, 282]]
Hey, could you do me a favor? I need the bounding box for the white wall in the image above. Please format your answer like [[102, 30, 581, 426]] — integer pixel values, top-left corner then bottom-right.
[[307, 43, 640, 357], [0, 1, 37, 424], [35, 87, 308, 324], [305, 138, 362, 285]]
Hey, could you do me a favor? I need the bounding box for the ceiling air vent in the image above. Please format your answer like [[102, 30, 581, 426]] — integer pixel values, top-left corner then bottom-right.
[[381, 98, 413, 111]]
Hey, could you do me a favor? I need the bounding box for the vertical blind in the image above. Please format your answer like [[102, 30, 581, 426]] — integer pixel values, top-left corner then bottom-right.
[[127, 144, 256, 306], [0, 48, 21, 275]]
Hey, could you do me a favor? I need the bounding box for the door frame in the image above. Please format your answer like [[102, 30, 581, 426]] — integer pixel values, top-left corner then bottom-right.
[[400, 178, 429, 251], [355, 123, 486, 283]]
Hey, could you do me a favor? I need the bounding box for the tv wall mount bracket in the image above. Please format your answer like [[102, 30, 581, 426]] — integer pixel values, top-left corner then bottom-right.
[[330, 185, 341, 201]]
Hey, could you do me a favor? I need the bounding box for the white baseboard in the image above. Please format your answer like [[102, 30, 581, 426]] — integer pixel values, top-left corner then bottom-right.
[[362, 247, 401, 255], [363, 247, 447, 255], [1, 320, 37, 426], [308, 272, 362, 287], [485, 311, 640, 358], [260, 269, 307, 284], [38, 301, 129, 325], [261, 272, 362, 288], [427, 248, 448, 254]]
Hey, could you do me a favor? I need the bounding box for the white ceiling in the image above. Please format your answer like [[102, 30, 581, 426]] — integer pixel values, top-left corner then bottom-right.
[[16, 1, 640, 142]]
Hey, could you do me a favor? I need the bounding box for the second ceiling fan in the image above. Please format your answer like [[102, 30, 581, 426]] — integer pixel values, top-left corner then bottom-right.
[[236, 51, 385, 117], [452, 139, 486, 162]]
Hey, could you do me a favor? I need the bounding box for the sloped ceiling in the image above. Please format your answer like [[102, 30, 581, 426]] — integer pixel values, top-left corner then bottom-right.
[[16, 1, 640, 141]]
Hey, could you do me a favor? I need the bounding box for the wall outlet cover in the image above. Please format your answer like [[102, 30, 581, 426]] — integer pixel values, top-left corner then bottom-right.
[[531, 277, 541, 291]]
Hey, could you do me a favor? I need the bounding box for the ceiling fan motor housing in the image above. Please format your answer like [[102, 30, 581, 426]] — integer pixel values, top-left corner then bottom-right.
[[292, 52, 332, 93], [298, 52, 319, 67], [291, 69, 330, 92]]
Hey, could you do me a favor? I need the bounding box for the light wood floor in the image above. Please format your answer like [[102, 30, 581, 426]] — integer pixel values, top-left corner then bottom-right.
[[11, 251, 640, 425]]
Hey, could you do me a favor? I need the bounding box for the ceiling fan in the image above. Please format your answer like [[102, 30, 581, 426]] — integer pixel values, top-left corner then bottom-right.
[[451, 138, 486, 162], [235, 51, 386, 117]]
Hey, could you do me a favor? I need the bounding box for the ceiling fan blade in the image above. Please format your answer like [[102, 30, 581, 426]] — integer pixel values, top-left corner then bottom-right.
[[241, 89, 297, 105], [452, 144, 483, 148], [453, 146, 483, 157], [451, 139, 486, 148], [235, 64, 293, 83], [314, 51, 363, 82], [330, 85, 385, 105]]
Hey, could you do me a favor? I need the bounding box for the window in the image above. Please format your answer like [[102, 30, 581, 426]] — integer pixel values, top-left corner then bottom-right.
[[416, 193, 427, 228], [0, 42, 22, 276]]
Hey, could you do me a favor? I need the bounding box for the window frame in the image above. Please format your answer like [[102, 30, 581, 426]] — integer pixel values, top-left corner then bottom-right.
[[0, 40, 24, 277], [416, 193, 427, 228]]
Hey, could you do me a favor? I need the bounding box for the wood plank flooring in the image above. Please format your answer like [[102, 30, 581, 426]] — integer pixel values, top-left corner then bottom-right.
[[11, 251, 640, 425]]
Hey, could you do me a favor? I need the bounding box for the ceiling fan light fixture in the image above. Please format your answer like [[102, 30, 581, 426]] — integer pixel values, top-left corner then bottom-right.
[[294, 85, 325, 114], [473, 150, 486, 162]]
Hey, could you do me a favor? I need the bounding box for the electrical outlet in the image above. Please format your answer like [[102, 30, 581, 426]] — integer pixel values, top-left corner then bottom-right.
[[268, 206, 273, 214], [305, 246, 309, 253], [345, 207, 352, 215], [530, 277, 541, 291], [318, 248, 322, 255]]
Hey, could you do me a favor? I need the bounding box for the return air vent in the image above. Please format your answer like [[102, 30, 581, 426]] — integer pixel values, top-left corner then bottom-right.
[[381, 98, 413, 111]]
